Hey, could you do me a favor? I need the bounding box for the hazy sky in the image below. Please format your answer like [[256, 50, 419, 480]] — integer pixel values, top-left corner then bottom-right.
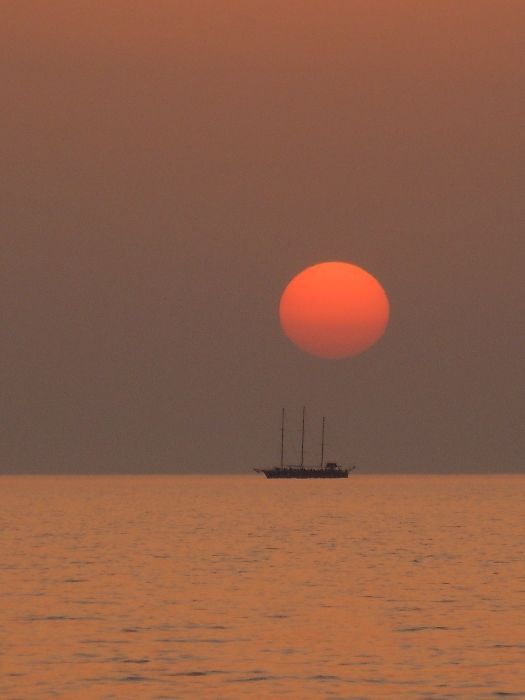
[[2, 2, 524, 473]]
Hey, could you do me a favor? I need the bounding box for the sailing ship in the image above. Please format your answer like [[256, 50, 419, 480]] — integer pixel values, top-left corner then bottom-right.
[[254, 408, 355, 479]]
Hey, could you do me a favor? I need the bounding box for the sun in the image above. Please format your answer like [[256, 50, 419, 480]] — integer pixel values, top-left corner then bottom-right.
[[279, 261, 390, 359]]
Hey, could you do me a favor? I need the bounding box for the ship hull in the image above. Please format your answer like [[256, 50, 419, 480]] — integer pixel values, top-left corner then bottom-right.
[[259, 468, 349, 479]]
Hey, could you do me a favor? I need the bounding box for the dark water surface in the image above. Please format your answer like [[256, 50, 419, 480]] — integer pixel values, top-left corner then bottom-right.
[[1, 475, 524, 699]]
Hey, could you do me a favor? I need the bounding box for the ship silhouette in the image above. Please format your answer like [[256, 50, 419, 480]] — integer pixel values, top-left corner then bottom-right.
[[254, 408, 356, 479]]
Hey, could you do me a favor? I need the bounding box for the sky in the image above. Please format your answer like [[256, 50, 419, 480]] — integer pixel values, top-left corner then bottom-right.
[[2, 1, 524, 473]]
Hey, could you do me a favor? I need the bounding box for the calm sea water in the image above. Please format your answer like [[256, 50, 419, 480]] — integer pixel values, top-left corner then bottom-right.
[[1, 475, 524, 699]]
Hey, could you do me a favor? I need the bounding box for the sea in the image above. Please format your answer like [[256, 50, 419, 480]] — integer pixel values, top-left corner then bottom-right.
[[1, 474, 524, 699]]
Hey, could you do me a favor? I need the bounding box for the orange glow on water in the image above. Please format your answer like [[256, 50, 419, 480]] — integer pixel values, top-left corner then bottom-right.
[[279, 262, 390, 359]]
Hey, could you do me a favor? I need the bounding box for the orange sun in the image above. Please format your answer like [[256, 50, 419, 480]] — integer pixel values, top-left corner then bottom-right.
[[279, 261, 390, 359]]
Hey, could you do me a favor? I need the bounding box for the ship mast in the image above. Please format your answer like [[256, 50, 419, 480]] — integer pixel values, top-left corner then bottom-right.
[[300, 406, 305, 467], [280, 408, 285, 468], [320, 416, 325, 467]]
